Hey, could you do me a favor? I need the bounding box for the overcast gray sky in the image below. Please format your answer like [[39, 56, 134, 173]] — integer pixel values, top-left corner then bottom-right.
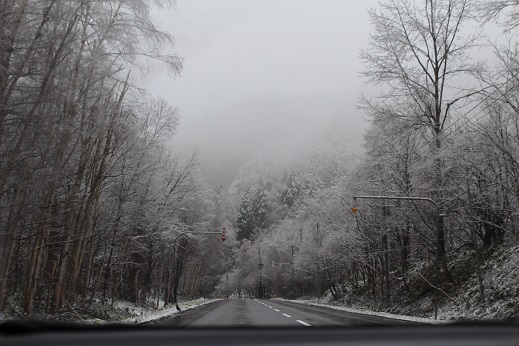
[[142, 1, 380, 182], [144, 0, 379, 116]]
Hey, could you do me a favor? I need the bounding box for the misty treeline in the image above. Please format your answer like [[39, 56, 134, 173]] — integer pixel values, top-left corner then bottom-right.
[[0, 0, 230, 318], [226, 0, 519, 306]]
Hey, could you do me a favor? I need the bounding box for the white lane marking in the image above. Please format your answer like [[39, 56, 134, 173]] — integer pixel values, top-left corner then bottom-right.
[[274, 309, 280, 312], [282, 313, 292, 318], [268, 306, 273, 308], [296, 320, 311, 326]]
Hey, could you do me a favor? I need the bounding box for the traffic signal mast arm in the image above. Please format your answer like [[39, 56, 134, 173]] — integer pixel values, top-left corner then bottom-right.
[[173, 230, 222, 245], [172, 228, 226, 259]]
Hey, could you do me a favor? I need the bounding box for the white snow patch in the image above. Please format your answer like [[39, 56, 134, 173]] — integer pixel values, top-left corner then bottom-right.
[[85, 298, 220, 325]]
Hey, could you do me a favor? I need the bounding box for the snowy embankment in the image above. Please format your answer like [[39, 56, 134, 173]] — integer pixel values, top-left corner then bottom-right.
[[277, 245, 519, 324], [439, 245, 519, 321], [85, 298, 220, 325], [274, 298, 445, 324]]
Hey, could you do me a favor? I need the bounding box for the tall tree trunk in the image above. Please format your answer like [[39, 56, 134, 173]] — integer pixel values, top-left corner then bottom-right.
[[382, 233, 390, 301], [24, 185, 55, 315]]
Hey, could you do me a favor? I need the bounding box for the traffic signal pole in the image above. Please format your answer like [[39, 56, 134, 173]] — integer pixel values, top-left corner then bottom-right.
[[291, 244, 295, 299], [258, 244, 264, 299], [352, 195, 445, 320]]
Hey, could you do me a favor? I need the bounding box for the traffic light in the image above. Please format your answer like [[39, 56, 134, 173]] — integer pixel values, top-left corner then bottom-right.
[[222, 228, 226, 242]]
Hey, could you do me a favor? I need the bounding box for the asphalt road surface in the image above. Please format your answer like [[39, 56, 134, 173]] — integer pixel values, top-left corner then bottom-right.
[[152, 299, 424, 327]]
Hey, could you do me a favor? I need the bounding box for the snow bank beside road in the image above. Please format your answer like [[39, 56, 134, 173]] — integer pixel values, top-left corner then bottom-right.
[[86, 298, 220, 324], [274, 298, 446, 324]]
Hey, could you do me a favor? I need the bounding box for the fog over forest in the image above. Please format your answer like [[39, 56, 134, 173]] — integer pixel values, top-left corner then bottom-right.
[[170, 91, 367, 186], [141, 0, 377, 185]]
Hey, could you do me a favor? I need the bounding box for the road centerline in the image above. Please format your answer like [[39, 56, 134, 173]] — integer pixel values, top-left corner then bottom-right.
[[296, 320, 311, 326], [282, 313, 292, 318]]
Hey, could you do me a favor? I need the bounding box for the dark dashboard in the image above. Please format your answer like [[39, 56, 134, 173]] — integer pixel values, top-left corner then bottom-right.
[[1, 322, 518, 346]]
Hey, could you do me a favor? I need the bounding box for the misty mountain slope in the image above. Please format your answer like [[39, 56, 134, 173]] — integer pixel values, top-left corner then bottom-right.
[[171, 91, 367, 186], [230, 117, 361, 192]]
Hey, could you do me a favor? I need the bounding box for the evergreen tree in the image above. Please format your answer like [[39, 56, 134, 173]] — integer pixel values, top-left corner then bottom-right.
[[251, 180, 269, 231], [280, 169, 301, 208], [237, 189, 254, 241]]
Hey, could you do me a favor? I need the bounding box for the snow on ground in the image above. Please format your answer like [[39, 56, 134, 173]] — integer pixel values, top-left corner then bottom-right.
[[439, 245, 519, 321], [85, 298, 220, 324], [274, 298, 446, 324], [276, 245, 519, 324]]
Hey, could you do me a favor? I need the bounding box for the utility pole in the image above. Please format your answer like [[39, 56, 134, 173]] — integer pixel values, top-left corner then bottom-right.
[[291, 244, 295, 299], [258, 244, 263, 299], [316, 222, 320, 297], [225, 272, 229, 298]]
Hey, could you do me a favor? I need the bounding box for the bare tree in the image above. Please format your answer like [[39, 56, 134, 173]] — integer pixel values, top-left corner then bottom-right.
[[0, 0, 185, 315], [481, 0, 519, 32], [360, 0, 483, 259]]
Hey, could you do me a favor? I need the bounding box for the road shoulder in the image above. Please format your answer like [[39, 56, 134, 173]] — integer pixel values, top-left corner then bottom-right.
[[273, 299, 446, 325]]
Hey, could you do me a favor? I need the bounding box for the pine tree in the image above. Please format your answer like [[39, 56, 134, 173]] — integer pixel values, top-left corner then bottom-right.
[[280, 169, 300, 208], [237, 189, 254, 241], [251, 180, 269, 231]]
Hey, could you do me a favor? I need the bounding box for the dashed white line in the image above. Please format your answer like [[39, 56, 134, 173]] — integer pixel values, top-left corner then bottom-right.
[[282, 313, 292, 318], [268, 306, 273, 308], [296, 320, 311, 326], [274, 309, 280, 312]]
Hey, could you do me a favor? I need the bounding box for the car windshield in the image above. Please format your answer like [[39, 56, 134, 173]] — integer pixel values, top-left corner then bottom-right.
[[0, 0, 518, 329]]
